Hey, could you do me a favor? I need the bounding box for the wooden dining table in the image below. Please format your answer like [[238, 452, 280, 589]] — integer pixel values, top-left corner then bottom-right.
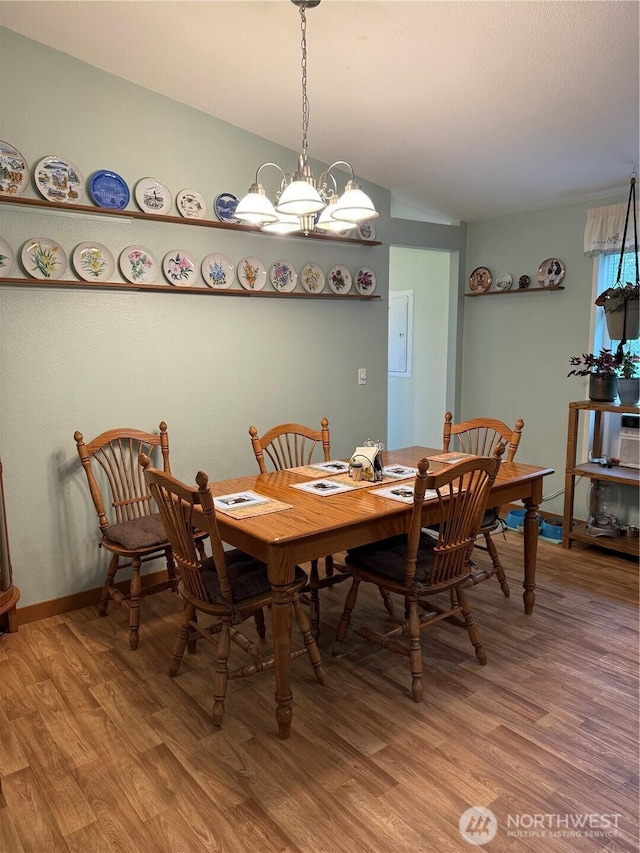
[[198, 446, 554, 738]]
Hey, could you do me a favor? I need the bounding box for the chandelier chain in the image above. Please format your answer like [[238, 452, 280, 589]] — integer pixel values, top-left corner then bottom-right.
[[300, 2, 309, 164]]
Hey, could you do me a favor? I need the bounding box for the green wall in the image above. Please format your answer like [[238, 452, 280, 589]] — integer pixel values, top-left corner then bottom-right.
[[0, 29, 466, 608], [464, 194, 626, 517]]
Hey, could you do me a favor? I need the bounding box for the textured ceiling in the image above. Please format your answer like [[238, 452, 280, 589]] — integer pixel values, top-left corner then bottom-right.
[[1, 0, 638, 223]]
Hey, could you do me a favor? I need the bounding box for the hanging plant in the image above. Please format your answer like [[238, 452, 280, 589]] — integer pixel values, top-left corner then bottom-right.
[[595, 174, 640, 350]]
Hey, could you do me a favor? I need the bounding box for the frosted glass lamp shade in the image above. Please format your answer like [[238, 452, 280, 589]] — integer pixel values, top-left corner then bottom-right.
[[315, 197, 354, 233], [235, 185, 278, 225], [330, 182, 378, 223], [261, 212, 301, 235], [276, 178, 325, 216]]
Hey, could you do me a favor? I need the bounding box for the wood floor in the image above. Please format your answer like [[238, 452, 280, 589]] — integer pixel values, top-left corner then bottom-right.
[[0, 533, 638, 852]]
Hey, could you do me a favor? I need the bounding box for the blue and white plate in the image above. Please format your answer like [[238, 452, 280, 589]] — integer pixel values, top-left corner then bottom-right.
[[89, 170, 130, 210], [214, 192, 240, 224]]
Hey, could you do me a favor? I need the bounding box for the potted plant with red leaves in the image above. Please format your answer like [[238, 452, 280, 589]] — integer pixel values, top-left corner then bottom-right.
[[568, 348, 618, 402]]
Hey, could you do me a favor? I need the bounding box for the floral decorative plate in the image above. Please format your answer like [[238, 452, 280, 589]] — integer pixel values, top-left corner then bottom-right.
[[537, 258, 565, 288], [214, 192, 240, 224], [89, 170, 130, 209], [0, 237, 15, 275], [328, 264, 353, 295], [176, 188, 207, 220], [34, 155, 83, 204], [201, 253, 234, 289], [134, 177, 171, 215], [495, 273, 513, 292], [22, 237, 67, 280], [0, 140, 28, 197], [357, 222, 376, 241], [119, 245, 158, 284], [270, 259, 297, 292], [163, 250, 198, 286], [355, 266, 377, 295], [72, 241, 115, 282], [469, 266, 492, 292], [300, 261, 325, 293], [237, 257, 267, 291]]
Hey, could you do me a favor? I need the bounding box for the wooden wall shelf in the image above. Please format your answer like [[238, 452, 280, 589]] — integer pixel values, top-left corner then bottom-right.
[[0, 195, 382, 247], [465, 286, 564, 297], [0, 277, 380, 299]]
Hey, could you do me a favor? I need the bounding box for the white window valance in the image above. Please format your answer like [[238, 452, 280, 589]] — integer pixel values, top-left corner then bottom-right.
[[584, 202, 640, 257]]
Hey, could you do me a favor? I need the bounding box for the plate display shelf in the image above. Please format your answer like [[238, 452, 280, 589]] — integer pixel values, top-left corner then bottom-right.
[[562, 399, 640, 557], [464, 286, 564, 297], [0, 195, 382, 302], [0, 195, 381, 300]]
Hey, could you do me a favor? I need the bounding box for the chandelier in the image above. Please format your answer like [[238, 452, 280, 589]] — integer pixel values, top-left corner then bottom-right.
[[234, 0, 379, 236]]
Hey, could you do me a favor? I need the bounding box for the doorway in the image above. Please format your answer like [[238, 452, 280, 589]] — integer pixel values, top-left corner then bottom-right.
[[387, 246, 455, 449]]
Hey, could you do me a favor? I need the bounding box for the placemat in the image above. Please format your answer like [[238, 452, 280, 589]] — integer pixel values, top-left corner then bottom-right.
[[427, 451, 478, 464], [214, 493, 293, 519]]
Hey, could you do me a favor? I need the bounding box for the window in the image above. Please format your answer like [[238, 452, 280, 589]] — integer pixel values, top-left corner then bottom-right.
[[595, 251, 639, 360]]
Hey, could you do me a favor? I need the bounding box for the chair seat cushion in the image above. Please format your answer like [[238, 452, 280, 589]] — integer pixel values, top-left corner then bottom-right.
[[480, 507, 500, 529], [106, 513, 168, 551], [201, 550, 307, 605], [345, 532, 436, 585]]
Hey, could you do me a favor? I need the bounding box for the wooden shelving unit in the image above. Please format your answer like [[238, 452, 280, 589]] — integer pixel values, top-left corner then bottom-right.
[[0, 195, 382, 299], [562, 399, 639, 555]]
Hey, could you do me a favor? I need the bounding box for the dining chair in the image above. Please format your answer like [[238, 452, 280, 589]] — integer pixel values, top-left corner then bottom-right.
[[141, 458, 325, 728], [333, 455, 500, 702], [442, 412, 525, 596], [74, 422, 206, 649], [248, 418, 351, 640]]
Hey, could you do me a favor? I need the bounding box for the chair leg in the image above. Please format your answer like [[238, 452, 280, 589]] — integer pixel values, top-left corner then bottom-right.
[[380, 588, 395, 616], [407, 596, 423, 702], [170, 602, 195, 676], [98, 553, 119, 615], [483, 532, 510, 597], [308, 560, 321, 641], [254, 607, 266, 639], [456, 586, 487, 665], [291, 591, 326, 685], [333, 577, 361, 655], [212, 618, 232, 726], [325, 554, 334, 579], [164, 546, 177, 592], [128, 558, 142, 650]]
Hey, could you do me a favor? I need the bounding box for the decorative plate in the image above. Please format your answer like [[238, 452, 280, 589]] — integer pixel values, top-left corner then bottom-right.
[[163, 249, 198, 286], [518, 274, 530, 289], [495, 273, 513, 292], [328, 264, 353, 295], [237, 256, 267, 291], [357, 222, 376, 241], [72, 241, 115, 282], [89, 170, 130, 209], [201, 253, 234, 289], [300, 261, 325, 294], [21, 237, 67, 280], [0, 140, 28, 197], [34, 155, 83, 204], [469, 266, 492, 293], [537, 258, 565, 288], [270, 259, 297, 292], [176, 188, 207, 220], [0, 237, 15, 275], [119, 245, 158, 284], [134, 177, 171, 215], [214, 192, 240, 224], [355, 266, 377, 295]]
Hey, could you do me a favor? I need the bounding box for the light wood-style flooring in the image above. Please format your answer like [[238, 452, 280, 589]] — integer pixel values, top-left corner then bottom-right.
[[1, 533, 638, 852]]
